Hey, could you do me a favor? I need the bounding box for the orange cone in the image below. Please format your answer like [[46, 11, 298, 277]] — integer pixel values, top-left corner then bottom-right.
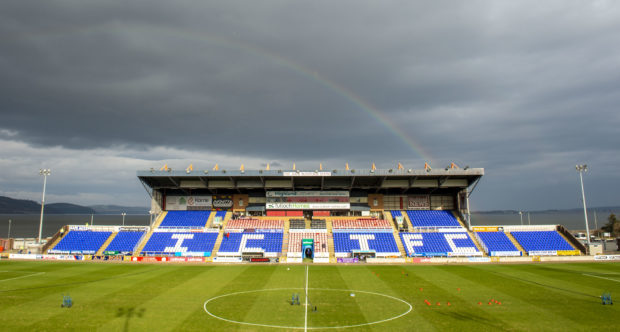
[[478, 302, 482, 305], [447, 302, 451, 306], [437, 302, 441, 306]]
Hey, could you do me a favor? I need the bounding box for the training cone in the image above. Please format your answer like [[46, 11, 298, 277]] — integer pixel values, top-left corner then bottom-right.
[[478, 302, 482, 305], [437, 302, 441, 306], [420, 288, 423, 292], [447, 302, 451, 306]]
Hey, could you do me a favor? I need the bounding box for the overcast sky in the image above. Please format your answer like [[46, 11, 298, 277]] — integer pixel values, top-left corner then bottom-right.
[[1, 1, 619, 210]]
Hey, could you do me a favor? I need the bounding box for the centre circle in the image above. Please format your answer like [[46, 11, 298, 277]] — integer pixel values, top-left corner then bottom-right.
[[203, 287, 412, 329]]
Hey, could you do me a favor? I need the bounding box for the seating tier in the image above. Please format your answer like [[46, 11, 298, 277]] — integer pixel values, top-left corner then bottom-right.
[[333, 232, 399, 255], [332, 219, 392, 229], [141, 232, 218, 255], [400, 232, 480, 257], [406, 210, 461, 228], [105, 231, 145, 253], [226, 219, 284, 230], [511, 231, 573, 253], [50, 231, 112, 254], [287, 232, 329, 253], [218, 232, 283, 255], [475, 232, 520, 256], [159, 211, 211, 228]]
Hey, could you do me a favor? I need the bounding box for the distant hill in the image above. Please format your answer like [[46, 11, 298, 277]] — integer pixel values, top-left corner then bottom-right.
[[0, 196, 148, 215], [0, 196, 95, 214], [0, 196, 42, 214]]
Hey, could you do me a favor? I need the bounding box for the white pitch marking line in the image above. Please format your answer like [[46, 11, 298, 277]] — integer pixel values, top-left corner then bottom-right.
[[0, 271, 45, 282], [583, 273, 620, 283], [305, 265, 309, 332], [203, 287, 413, 330]]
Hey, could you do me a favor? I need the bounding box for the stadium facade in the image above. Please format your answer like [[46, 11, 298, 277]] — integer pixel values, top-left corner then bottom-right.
[[34, 166, 590, 263]]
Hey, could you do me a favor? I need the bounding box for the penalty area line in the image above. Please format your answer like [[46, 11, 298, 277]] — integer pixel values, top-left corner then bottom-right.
[[583, 273, 620, 283], [0, 271, 45, 282]]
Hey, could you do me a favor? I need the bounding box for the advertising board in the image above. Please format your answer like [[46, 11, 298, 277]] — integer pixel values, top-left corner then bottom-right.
[[165, 195, 212, 210], [266, 203, 350, 210], [408, 195, 430, 209], [267, 191, 349, 197], [212, 195, 234, 210]]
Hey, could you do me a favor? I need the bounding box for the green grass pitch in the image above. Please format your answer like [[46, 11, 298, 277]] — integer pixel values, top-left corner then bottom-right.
[[1, 261, 619, 331]]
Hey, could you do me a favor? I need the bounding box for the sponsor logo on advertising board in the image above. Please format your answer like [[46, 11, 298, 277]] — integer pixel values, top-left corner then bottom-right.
[[408, 195, 430, 209], [212, 195, 233, 209], [166, 195, 213, 210], [266, 203, 350, 210], [337, 257, 359, 263], [594, 255, 620, 260], [472, 226, 499, 232], [267, 191, 349, 197]]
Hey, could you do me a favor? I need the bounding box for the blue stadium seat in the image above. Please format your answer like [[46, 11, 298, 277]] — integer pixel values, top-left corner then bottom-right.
[[511, 231, 574, 254], [475, 232, 520, 256], [391, 210, 402, 218], [50, 230, 112, 254], [406, 210, 461, 228], [333, 232, 399, 255], [159, 211, 211, 228], [217, 232, 283, 255], [400, 232, 480, 257], [214, 211, 226, 219], [105, 231, 145, 253], [141, 232, 218, 255]]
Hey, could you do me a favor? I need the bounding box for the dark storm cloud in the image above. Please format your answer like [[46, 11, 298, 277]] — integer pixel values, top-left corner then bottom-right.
[[1, 1, 619, 209]]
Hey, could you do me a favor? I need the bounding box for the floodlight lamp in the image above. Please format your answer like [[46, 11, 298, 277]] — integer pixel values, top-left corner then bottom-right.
[[388, 169, 393, 173], [333, 170, 337, 173], [204, 170, 208, 174], [464, 166, 469, 170], [370, 169, 374, 173], [408, 169, 412, 173], [351, 169, 355, 173]]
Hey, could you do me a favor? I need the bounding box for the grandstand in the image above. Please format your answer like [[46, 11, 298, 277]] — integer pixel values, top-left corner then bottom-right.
[[41, 165, 589, 261]]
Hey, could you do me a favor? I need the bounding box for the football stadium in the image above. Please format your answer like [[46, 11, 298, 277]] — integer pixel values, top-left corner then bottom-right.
[[1, 165, 619, 331]]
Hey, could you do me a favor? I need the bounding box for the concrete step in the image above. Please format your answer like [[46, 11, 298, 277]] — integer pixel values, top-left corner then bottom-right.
[[506, 232, 527, 256], [133, 211, 167, 256], [96, 231, 118, 256]]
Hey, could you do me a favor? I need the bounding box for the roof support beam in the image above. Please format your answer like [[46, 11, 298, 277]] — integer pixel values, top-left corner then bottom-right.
[[376, 176, 388, 193]]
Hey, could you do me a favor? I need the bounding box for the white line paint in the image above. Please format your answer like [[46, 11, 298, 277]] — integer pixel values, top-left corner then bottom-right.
[[203, 287, 413, 330], [0, 272, 45, 282], [583, 273, 620, 283], [305, 265, 309, 332]]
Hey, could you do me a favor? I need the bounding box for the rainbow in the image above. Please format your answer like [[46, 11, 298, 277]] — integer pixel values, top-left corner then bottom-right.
[[28, 24, 433, 163]]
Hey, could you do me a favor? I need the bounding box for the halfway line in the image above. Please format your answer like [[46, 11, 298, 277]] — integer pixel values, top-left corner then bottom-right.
[[305, 265, 309, 332]]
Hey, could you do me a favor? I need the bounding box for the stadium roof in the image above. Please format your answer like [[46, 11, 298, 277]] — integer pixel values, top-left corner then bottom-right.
[[137, 168, 484, 192]]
